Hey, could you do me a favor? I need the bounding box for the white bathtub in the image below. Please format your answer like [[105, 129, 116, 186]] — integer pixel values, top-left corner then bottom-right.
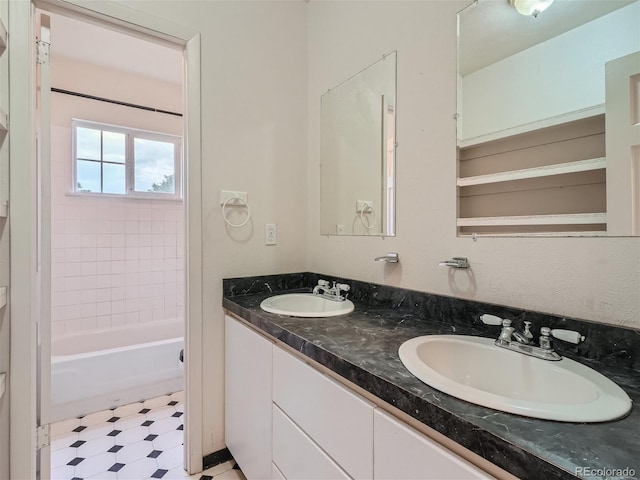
[[51, 320, 184, 422]]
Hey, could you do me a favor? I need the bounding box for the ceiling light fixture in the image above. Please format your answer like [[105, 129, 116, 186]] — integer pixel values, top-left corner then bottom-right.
[[510, 0, 555, 18]]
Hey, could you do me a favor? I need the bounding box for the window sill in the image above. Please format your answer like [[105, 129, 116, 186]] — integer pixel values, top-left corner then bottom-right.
[[66, 191, 183, 202]]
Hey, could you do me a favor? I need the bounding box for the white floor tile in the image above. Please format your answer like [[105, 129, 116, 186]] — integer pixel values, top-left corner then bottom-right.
[[73, 451, 117, 479], [114, 412, 147, 430], [146, 405, 176, 421], [78, 422, 116, 442], [114, 401, 144, 418], [115, 425, 151, 446], [50, 447, 77, 469], [51, 417, 81, 437], [81, 409, 115, 426], [215, 469, 247, 480], [76, 435, 115, 458], [50, 464, 75, 480], [87, 471, 118, 479], [152, 429, 183, 451], [50, 392, 200, 480], [51, 432, 79, 452], [170, 391, 185, 403], [116, 440, 155, 464], [168, 465, 193, 479], [149, 415, 182, 436], [155, 444, 183, 471], [116, 457, 159, 479], [143, 394, 172, 409]]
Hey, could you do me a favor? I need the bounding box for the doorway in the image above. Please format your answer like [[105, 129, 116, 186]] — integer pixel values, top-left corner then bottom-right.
[[26, 3, 204, 478]]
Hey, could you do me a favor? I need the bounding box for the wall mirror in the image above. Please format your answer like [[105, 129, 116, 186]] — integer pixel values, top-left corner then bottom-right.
[[457, 0, 639, 237], [321, 51, 397, 236]]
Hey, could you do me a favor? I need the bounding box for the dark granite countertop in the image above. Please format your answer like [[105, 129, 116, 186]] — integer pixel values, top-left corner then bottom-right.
[[222, 273, 640, 480]]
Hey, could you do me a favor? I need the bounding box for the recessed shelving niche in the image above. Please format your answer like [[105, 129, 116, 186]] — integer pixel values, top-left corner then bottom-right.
[[457, 114, 607, 236]]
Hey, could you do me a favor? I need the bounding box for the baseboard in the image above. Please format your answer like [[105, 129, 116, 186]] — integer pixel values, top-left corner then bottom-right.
[[203, 447, 233, 470]]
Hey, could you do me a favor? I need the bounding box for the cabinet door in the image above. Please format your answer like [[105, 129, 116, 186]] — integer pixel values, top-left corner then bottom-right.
[[273, 346, 374, 479], [273, 405, 351, 480], [224, 316, 272, 479], [374, 409, 491, 480]]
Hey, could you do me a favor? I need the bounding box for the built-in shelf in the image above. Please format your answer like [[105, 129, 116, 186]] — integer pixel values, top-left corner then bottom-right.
[[0, 19, 6, 54], [457, 157, 606, 187], [0, 286, 6, 309], [457, 213, 607, 227], [458, 105, 605, 149], [0, 201, 7, 218]]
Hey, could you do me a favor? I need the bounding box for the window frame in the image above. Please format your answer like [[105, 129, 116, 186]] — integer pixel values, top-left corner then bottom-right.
[[72, 119, 182, 200]]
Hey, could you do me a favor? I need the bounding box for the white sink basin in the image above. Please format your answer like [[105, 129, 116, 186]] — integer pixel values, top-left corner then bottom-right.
[[260, 293, 354, 318], [399, 335, 632, 422]]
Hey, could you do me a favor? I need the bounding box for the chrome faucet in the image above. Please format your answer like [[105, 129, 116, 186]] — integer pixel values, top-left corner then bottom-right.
[[313, 279, 350, 302], [375, 252, 399, 263], [481, 314, 583, 361]]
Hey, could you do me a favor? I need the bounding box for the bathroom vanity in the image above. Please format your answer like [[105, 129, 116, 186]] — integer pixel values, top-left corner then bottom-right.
[[223, 273, 640, 480]]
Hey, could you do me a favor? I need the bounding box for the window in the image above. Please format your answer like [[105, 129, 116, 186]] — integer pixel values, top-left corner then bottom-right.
[[73, 120, 182, 199]]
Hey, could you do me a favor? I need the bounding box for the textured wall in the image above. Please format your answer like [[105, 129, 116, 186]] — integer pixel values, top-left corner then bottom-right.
[[306, 1, 640, 329]]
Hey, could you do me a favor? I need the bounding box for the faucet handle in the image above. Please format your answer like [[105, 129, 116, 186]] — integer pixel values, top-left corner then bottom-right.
[[317, 279, 330, 287], [335, 283, 350, 292], [550, 329, 585, 344], [480, 314, 503, 326]]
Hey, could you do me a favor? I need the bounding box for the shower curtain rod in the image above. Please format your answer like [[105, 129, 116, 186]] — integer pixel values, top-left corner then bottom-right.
[[51, 87, 183, 117]]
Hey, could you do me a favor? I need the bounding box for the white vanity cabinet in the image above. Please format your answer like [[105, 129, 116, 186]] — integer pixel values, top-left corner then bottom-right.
[[272, 344, 375, 479], [224, 315, 273, 479], [374, 409, 490, 479], [225, 314, 497, 480]]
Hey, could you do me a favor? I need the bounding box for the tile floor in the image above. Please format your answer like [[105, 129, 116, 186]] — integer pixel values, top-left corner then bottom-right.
[[51, 392, 246, 480]]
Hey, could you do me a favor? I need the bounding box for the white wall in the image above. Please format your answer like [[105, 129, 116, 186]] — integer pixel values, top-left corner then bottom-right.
[[50, 55, 185, 340], [307, 1, 640, 329], [120, 0, 309, 457]]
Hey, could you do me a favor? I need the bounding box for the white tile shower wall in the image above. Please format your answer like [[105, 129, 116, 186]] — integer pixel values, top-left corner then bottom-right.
[[50, 195, 185, 338], [50, 52, 184, 340]]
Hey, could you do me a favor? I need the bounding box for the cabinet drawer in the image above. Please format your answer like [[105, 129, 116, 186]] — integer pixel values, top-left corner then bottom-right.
[[273, 405, 350, 480], [374, 409, 491, 479], [273, 346, 374, 479]]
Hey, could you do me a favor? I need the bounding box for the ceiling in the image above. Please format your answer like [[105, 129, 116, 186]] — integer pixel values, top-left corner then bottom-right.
[[459, 0, 636, 76], [46, 11, 183, 85]]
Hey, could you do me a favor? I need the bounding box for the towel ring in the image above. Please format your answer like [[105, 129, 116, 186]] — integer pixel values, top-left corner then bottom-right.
[[222, 195, 251, 228], [360, 205, 377, 230]]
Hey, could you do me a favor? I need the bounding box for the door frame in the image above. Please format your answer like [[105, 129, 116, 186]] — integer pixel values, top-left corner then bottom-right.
[[9, 0, 204, 476]]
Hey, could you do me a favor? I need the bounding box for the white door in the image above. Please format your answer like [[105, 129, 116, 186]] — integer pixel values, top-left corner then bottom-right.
[[35, 11, 52, 480], [606, 51, 640, 235]]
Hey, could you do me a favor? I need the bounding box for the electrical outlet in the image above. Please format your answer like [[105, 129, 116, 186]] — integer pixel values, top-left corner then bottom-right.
[[265, 223, 277, 245], [336, 225, 345, 235]]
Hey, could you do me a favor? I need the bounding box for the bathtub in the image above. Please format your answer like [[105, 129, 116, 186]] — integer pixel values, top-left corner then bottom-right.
[[51, 320, 184, 422]]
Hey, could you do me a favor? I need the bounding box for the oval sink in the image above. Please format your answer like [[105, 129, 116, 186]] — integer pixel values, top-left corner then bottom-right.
[[260, 293, 354, 318], [399, 335, 632, 422]]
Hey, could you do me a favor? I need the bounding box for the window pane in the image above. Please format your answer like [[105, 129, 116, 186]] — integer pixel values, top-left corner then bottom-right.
[[76, 127, 101, 160], [103, 163, 126, 194], [76, 160, 101, 192], [103, 131, 126, 163], [134, 138, 176, 194]]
